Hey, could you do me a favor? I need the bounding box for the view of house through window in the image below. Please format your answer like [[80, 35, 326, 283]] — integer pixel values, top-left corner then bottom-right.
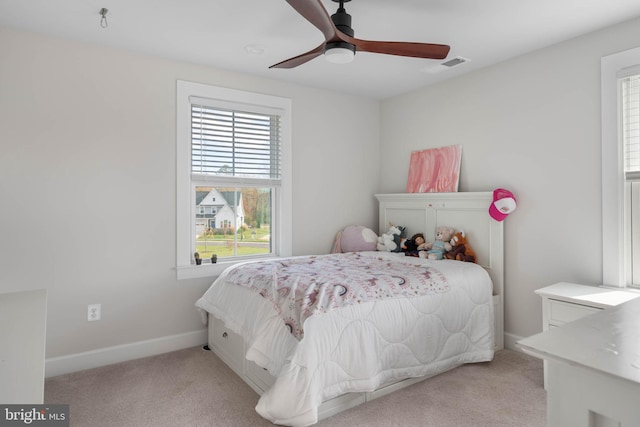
[[189, 100, 281, 263], [194, 186, 272, 260]]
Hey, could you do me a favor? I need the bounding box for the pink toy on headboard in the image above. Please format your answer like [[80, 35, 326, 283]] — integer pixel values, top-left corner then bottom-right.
[[332, 225, 378, 253]]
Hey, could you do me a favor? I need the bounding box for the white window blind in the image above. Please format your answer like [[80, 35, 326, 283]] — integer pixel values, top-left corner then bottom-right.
[[623, 73, 640, 181], [191, 104, 281, 181]]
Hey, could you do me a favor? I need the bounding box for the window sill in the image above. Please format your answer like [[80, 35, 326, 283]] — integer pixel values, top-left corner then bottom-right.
[[176, 255, 281, 280], [176, 262, 232, 280]]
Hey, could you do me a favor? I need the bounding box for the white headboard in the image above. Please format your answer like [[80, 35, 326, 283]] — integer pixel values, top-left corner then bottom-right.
[[375, 192, 504, 349]]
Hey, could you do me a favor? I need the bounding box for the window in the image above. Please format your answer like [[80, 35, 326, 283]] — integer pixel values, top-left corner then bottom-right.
[[601, 47, 640, 288], [624, 73, 640, 287], [176, 81, 292, 279]]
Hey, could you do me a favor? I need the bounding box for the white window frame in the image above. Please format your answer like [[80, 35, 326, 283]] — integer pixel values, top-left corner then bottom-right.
[[601, 46, 640, 288], [176, 80, 292, 280]]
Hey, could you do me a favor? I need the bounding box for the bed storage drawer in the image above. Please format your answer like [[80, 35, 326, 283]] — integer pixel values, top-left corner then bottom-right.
[[209, 315, 244, 375], [246, 361, 276, 393]]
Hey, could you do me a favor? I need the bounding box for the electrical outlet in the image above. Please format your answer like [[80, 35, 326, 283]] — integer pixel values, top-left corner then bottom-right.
[[88, 304, 101, 321]]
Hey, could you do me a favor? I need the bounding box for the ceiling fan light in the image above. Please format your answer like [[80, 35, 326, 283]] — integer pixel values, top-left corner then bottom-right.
[[324, 41, 356, 64], [325, 47, 355, 64]]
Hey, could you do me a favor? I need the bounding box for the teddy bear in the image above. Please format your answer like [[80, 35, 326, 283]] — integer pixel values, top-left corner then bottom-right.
[[376, 225, 406, 252], [420, 226, 455, 260], [445, 230, 477, 262], [402, 232, 427, 257]]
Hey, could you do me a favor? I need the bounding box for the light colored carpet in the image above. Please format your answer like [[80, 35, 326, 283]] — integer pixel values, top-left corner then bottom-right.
[[45, 347, 545, 427]]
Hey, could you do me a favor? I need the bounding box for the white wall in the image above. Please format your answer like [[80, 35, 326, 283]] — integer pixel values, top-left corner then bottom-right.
[[0, 28, 380, 367], [3, 14, 639, 371], [379, 17, 640, 340]]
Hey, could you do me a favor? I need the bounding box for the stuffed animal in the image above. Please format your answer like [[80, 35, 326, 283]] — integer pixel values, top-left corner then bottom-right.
[[376, 225, 406, 252], [402, 232, 427, 257], [445, 230, 477, 262], [421, 226, 455, 260], [332, 225, 378, 253]]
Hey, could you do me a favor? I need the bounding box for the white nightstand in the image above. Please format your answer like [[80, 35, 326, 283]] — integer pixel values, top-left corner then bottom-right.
[[534, 282, 640, 388], [536, 282, 640, 331]]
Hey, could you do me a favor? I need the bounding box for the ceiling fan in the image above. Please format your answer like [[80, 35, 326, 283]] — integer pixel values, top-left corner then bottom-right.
[[270, 0, 450, 69]]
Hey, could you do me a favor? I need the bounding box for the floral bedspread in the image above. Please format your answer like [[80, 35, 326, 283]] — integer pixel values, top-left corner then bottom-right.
[[223, 252, 449, 339]]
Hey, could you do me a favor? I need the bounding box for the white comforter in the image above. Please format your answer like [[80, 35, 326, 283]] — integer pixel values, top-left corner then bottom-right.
[[195, 251, 494, 426]]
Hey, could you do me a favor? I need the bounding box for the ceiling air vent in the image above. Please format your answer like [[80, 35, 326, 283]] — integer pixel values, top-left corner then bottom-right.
[[421, 56, 470, 74]]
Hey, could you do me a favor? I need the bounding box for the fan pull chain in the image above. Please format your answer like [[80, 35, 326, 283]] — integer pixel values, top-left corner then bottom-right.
[[99, 8, 108, 29]]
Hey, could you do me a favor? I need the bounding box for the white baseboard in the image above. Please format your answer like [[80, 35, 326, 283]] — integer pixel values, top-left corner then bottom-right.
[[45, 329, 208, 378], [503, 332, 526, 352]]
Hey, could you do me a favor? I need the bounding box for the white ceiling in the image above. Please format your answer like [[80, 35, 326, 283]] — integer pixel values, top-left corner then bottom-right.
[[2, 0, 640, 99]]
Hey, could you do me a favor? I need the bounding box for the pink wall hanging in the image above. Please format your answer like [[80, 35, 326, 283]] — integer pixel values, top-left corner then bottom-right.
[[406, 145, 462, 193]]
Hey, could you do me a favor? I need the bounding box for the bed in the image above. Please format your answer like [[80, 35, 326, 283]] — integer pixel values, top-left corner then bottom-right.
[[195, 192, 504, 426]]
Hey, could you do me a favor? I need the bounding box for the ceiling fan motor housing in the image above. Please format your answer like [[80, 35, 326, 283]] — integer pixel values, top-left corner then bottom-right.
[[331, 7, 354, 37], [327, 4, 355, 55]]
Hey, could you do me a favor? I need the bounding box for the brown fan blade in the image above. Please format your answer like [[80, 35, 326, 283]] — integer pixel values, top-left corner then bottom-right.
[[347, 37, 450, 60], [269, 43, 326, 69], [285, 0, 339, 41], [272, 0, 450, 68]]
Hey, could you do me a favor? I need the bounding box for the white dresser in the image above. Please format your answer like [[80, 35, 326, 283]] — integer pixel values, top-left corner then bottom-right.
[[519, 295, 640, 427], [0, 289, 47, 403]]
